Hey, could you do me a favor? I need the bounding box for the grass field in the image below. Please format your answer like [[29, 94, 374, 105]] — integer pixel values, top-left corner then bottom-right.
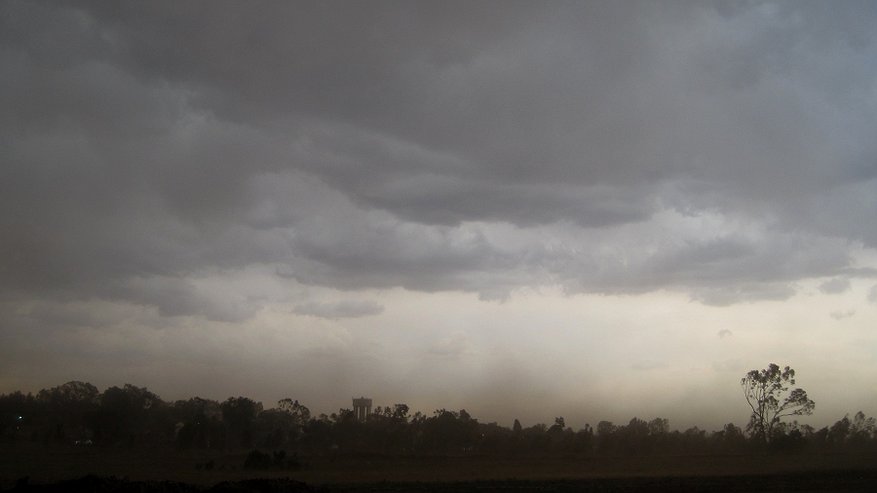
[[3, 445, 877, 491]]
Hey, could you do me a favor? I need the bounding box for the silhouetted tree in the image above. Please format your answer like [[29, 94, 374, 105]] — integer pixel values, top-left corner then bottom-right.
[[572, 424, 594, 456], [823, 411, 877, 452], [12, 379, 877, 458], [392, 403, 410, 422], [679, 426, 707, 453], [648, 417, 669, 435], [272, 398, 310, 446], [221, 396, 263, 449], [380, 403, 413, 452], [173, 397, 223, 449], [0, 391, 36, 442], [417, 409, 478, 454], [36, 381, 99, 443], [712, 422, 746, 453], [619, 417, 651, 455], [277, 399, 311, 422], [848, 411, 876, 447], [741, 363, 814, 444], [300, 414, 333, 454], [595, 421, 616, 454], [769, 421, 808, 453], [95, 384, 170, 446]]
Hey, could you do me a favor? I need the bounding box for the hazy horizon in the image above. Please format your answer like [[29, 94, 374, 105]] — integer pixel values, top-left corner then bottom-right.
[[2, 1, 877, 433]]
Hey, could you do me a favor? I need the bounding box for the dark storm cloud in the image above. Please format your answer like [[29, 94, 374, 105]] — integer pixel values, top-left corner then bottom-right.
[[2, 0, 877, 320], [115, 277, 258, 322]]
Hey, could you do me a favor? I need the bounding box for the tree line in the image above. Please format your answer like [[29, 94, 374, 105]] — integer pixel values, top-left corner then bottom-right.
[[0, 377, 874, 456]]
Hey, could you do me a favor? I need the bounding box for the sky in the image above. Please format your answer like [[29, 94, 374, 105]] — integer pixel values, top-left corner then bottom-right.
[[2, 1, 877, 431]]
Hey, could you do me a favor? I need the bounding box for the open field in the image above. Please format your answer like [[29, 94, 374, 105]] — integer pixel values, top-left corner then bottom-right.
[[3, 445, 877, 491], [4, 471, 877, 493]]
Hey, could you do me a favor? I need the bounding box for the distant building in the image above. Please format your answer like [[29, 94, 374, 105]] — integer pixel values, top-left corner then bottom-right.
[[352, 397, 372, 422]]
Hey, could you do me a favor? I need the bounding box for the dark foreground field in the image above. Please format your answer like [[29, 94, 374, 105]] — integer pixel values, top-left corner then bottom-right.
[[5, 471, 877, 493], [3, 446, 877, 492], [345, 471, 877, 492]]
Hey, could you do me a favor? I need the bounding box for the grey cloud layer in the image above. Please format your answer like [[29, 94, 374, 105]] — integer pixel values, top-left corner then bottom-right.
[[294, 300, 384, 319], [819, 278, 852, 295], [2, 1, 877, 320]]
